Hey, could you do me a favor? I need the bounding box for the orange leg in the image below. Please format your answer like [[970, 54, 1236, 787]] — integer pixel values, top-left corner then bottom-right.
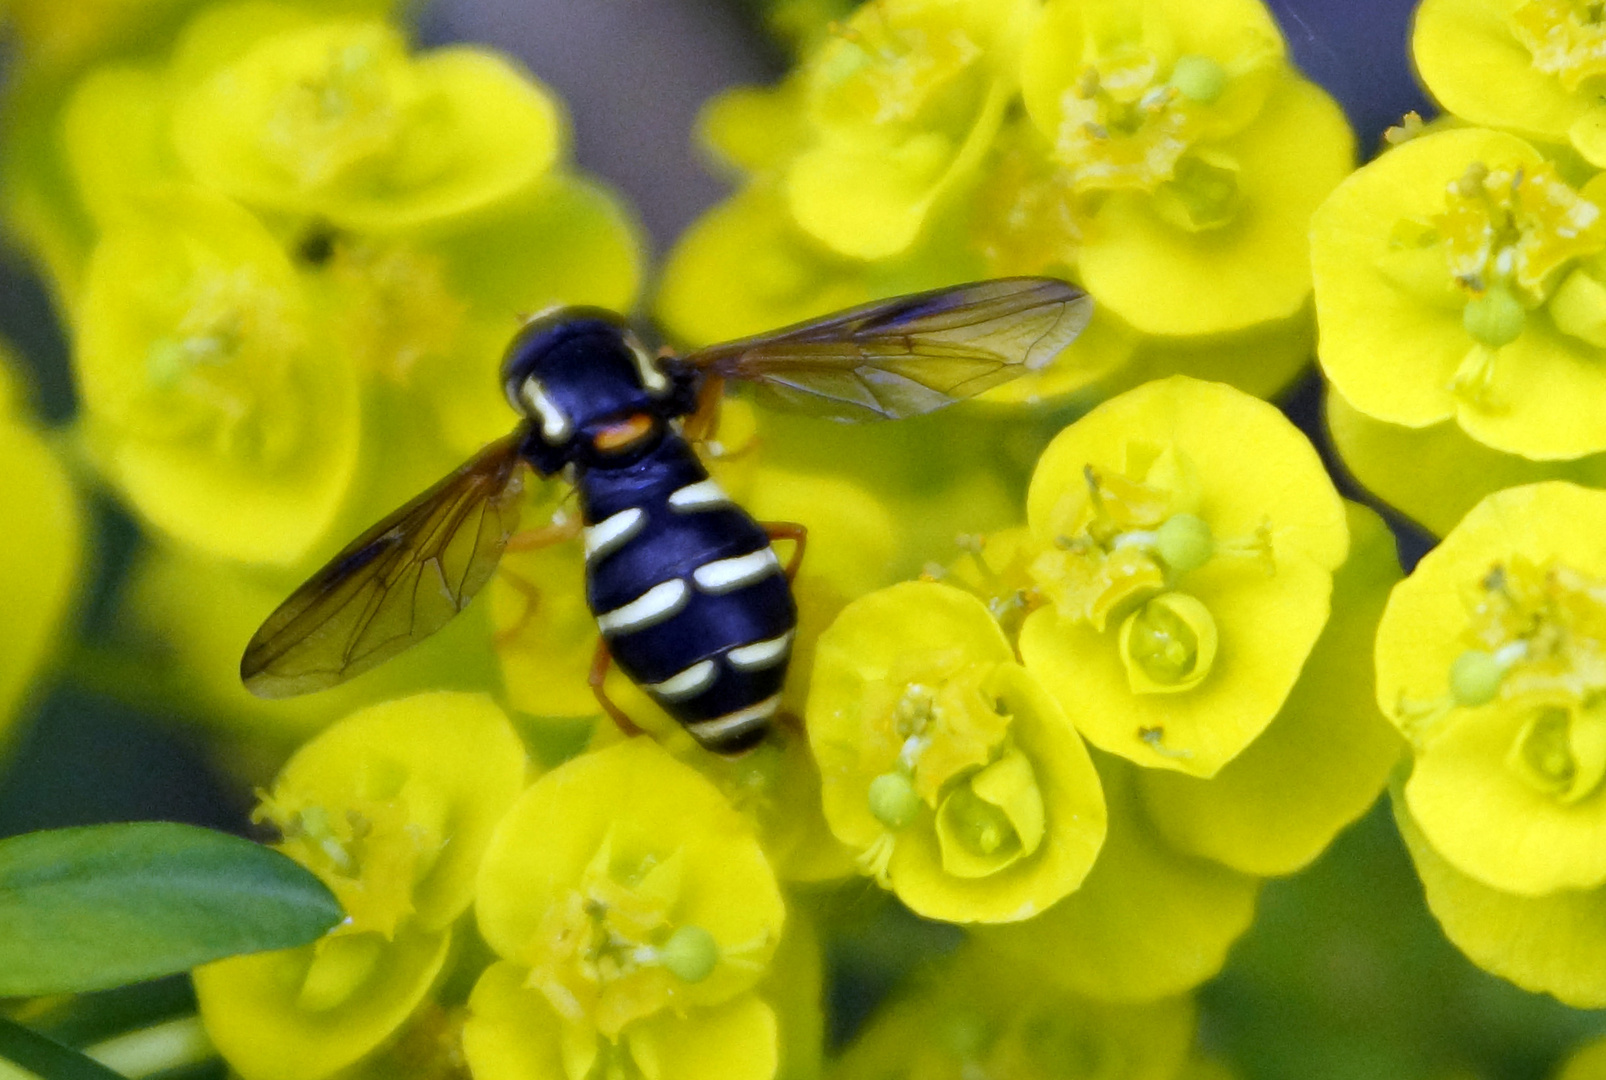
[[681, 374, 725, 445], [589, 639, 644, 737], [777, 709, 805, 740], [763, 521, 808, 581], [505, 510, 582, 552], [494, 510, 582, 643], [493, 567, 543, 647]]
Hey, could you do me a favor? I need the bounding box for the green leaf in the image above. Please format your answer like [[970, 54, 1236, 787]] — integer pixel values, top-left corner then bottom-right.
[[0, 1015, 126, 1080], [0, 822, 341, 996]]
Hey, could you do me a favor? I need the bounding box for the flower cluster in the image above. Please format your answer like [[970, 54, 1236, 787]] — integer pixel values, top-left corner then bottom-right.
[[17, 0, 1584, 1075], [1298, 0, 1606, 1003], [808, 377, 1402, 1001], [3, 0, 643, 737], [194, 692, 527, 1080], [658, 0, 1353, 405], [1313, 0, 1606, 535], [190, 696, 813, 1080]]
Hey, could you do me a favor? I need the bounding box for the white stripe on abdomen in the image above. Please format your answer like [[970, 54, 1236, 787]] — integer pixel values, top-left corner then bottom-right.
[[692, 548, 780, 594]]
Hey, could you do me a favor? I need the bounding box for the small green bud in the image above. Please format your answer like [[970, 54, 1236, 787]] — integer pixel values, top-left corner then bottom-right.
[[1155, 513, 1214, 572], [868, 771, 923, 829], [1463, 284, 1525, 347], [1450, 649, 1504, 706], [1170, 55, 1227, 104], [944, 786, 1013, 855], [145, 338, 189, 389], [660, 925, 718, 983]]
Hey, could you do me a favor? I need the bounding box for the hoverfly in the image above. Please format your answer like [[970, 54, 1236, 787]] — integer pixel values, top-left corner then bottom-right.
[[241, 278, 1091, 754]]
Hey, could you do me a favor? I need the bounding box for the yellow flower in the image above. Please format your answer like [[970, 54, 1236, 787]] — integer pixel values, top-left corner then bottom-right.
[[0, 355, 83, 741], [75, 187, 361, 563], [196, 692, 527, 1080], [1414, 0, 1606, 167], [1019, 376, 1348, 777], [1313, 126, 1606, 460], [808, 581, 1106, 923], [466, 739, 784, 1080], [1378, 482, 1606, 898], [1015, 0, 1353, 336], [170, 10, 561, 231], [782, 0, 1034, 259]]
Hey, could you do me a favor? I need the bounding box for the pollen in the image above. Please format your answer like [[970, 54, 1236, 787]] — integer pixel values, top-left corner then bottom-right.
[[1053, 60, 1193, 193], [1511, 0, 1606, 91], [1027, 448, 1209, 631], [1434, 160, 1606, 304], [1457, 555, 1606, 707]]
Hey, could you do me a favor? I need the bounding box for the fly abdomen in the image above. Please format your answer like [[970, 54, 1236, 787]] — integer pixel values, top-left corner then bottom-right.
[[579, 435, 798, 754]]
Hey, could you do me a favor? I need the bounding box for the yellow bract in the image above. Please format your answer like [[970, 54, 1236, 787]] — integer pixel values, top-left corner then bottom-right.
[[194, 927, 452, 1080], [1020, 377, 1347, 777], [830, 942, 1197, 1080], [0, 368, 82, 741], [976, 756, 1259, 1002], [172, 14, 562, 231], [1395, 792, 1606, 1009], [468, 740, 784, 1079], [808, 581, 1106, 922], [1313, 126, 1606, 460], [1415, 0, 1606, 167], [75, 187, 360, 564], [1137, 503, 1404, 876], [1324, 386, 1606, 539], [1377, 482, 1606, 899], [196, 692, 526, 1080]]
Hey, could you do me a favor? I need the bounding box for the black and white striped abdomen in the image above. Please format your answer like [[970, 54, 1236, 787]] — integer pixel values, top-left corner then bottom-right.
[[578, 436, 797, 755]]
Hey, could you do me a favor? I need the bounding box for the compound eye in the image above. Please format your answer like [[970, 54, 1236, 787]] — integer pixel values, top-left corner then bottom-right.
[[517, 375, 574, 443]]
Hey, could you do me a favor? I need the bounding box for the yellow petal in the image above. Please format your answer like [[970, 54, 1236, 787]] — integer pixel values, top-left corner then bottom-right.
[[1139, 503, 1405, 876], [195, 926, 451, 1080], [975, 757, 1259, 1002], [1079, 76, 1353, 336]]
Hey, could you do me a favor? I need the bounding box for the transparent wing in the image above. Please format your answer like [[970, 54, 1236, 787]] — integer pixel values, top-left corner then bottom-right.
[[682, 277, 1092, 421], [242, 433, 529, 698]]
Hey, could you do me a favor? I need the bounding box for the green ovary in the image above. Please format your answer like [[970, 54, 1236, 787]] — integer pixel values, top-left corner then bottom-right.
[[935, 749, 1046, 878], [1120, 592, 1218, 693], [524, 837, 714, 1037], [1508, 703, 1606, 802], [1442, 556, 1606, 803], [1028, 447, 1200, 630], [1428, 161, 1606, 359]]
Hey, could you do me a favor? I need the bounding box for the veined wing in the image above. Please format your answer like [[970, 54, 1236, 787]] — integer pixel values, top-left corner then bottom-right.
[[682, 278, 1092, 421], [241, 432, 528, 698]]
